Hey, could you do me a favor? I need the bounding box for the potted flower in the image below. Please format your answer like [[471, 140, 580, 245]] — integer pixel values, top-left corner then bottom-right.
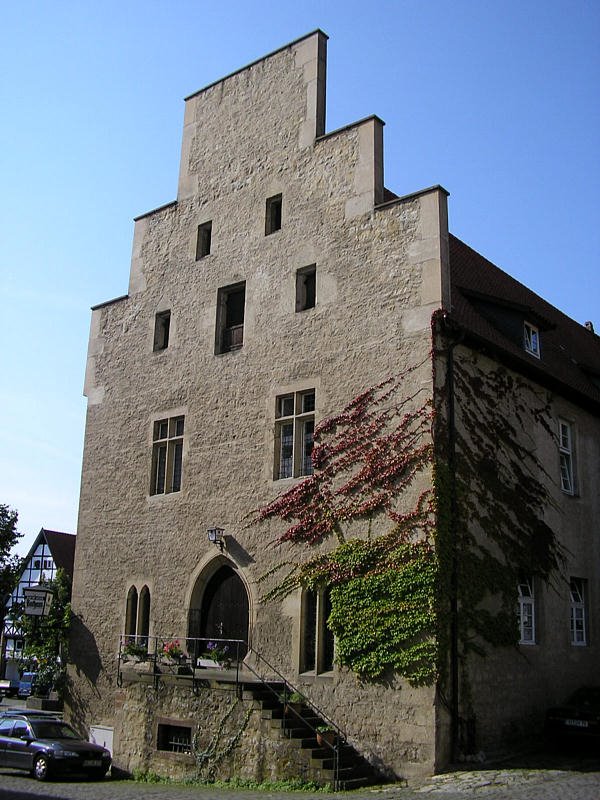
[[204, 641, 232, 669], [162, 639, 183, 662], [121, 641, 148, 662], [316, 725, 337, 747], [280, 690, 305, 716]]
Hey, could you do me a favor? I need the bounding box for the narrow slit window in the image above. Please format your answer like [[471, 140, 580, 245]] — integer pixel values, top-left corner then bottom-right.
[[517, 577, 535, 644], [570, 578, 588, 646], [558, 420, 575, 494], [265, 194, 282, 235], [296, 265, 316, 312], [196, 221, 212, 259], [153, 311, 171, 351]]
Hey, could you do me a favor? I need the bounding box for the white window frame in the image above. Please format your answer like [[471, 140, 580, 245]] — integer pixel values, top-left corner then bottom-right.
[[558, 419, 575, 494], [517, 577, 536, 644], [274, 390, 315, 480], [524, 321, 540, 357], [570, 578, 587, 646]]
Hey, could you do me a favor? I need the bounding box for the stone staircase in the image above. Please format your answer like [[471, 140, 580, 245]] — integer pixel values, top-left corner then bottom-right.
[[242, 680, 382, 789]]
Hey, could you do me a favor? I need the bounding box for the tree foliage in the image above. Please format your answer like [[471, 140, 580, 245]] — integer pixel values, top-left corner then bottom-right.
[[0, 504, 22, 600], [19, 568, 72, 697]]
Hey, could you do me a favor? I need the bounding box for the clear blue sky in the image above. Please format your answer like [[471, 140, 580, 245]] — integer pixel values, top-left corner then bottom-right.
[[1, 0, 598, 555]]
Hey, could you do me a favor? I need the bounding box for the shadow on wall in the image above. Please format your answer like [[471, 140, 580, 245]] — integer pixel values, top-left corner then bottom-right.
[[65, 613, 103, 731]]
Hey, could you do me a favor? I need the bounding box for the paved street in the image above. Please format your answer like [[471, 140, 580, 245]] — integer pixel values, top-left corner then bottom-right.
[[0, 755, 599, 800]]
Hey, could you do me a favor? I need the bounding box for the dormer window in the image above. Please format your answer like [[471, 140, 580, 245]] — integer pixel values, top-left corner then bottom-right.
[[524, 322, 540, 358]]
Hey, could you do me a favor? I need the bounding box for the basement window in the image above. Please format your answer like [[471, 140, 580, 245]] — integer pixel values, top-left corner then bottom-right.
[[196, 221, 212, 259], [296, 265, 316, 312], [215, 282, 246, 354], [265, 194, 282, 235], [157, 723, 192, 754], [523, 321, 540, 358], [153, 311, 171, 351]]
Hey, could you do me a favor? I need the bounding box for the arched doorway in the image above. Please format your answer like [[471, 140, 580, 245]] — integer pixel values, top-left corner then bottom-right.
[[188, 563, 249, 659]]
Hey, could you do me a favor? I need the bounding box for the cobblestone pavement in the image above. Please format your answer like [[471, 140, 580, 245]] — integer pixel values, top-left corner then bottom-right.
[[0, 754, 599, 800]]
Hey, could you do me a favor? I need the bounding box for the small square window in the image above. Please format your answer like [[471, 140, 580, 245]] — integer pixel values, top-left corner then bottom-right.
[[153, 311, 171, 352], [265, 194, 282, 235], [524, 321, 540, 357], [196, 221, 212, 259], [296, 265, 316, 312], [157, 723, 192, 754]]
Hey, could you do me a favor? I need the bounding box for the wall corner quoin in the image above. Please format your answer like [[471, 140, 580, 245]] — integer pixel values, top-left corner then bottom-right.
[[344, 116, 385, 219], [294, 30, 328, 147], [128, 216, 149, 296]]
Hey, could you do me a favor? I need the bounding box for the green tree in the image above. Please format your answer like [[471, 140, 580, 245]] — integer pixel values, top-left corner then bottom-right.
[[0, 504, 22, 600], [20, 568, 72, 697]]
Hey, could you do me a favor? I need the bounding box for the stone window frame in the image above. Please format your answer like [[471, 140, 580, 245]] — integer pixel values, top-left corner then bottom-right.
[[196, 221, 212, 259], [273, 390, 315, 480], [299, 586, 335, 675], [215, 281, 246, 355], [295, 265, 316, 312], [155, 717, 194, 757], [265, 194, 282, 235], [124, 583, 151, 644], [150, 415, 185, 496], [153, 310, 171, 352]]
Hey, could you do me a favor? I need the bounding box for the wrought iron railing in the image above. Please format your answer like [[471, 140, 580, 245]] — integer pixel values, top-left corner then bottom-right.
[[116, 634, 345, 789]]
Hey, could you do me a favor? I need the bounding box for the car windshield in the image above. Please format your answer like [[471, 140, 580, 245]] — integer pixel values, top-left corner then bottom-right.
[[30, 721, 80, 739]]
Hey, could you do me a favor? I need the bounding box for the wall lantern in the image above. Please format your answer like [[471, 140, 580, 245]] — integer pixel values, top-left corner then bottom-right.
[[207, 527, 225, 551], [22, 585, 54, 617]]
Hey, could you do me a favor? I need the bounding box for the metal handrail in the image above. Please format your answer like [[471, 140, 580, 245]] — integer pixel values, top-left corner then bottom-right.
[[116, 634, 345, 789], [244, 646, 344, 790]]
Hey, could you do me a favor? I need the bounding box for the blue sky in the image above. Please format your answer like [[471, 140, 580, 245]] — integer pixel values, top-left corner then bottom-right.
[[1, 0, 598, 555]]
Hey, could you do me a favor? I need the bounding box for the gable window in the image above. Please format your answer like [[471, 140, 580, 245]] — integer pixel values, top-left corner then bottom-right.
[[215, 282, 245, 354], [300, 587, 334, 674], [196, 221, 212, 259], [523, 321, 540, 357], [274, 390, 315, 480], [153, 311, 171, 351], [265, 194, 282, 235], [296, 265, 316, 312], [517, 577, 535, 644], [151, 416, 184, 495], [570, 578, 587, 646], [558, 420, 575, 494], [157, 722, 192, 754]]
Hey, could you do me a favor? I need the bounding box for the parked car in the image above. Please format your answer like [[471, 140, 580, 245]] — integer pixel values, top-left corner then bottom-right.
[[545, 686, 600, 746], [0, 711, 111, 780], [17, 672, 38, 698]]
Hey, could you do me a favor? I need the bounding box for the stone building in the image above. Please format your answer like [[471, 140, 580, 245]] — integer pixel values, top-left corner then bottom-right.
[[68, 31, 599, 785]]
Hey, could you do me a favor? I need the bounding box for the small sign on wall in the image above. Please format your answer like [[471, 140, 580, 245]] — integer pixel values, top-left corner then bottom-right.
[[22, 586, 53, 617]]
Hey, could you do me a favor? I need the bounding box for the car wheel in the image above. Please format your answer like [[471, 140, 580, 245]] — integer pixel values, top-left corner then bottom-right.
[[33, 754, 51, 781]]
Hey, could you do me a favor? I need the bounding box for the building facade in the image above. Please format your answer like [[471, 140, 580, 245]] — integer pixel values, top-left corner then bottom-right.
[[68, 31, 599, 783], [1, 529, 75, 685]]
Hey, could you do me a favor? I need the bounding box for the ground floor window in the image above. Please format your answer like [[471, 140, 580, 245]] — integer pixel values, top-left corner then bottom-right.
[[157, 723, 192, 754]]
